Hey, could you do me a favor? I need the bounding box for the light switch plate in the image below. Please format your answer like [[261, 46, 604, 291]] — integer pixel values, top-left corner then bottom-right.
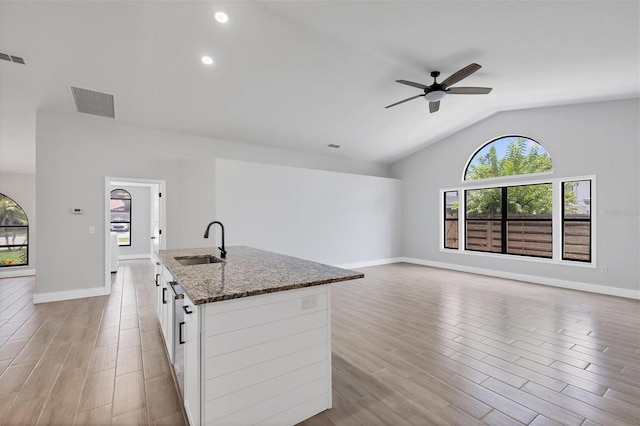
[[89, 226, 95, 234]]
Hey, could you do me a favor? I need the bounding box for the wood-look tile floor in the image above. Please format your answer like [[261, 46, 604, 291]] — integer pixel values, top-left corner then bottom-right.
[[0, 260, 187, 425], [1, 261, 639, 425], [301, 263, 640, 426]]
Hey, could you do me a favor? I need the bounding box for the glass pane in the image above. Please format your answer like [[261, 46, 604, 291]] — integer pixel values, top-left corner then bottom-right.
[[116, 231, 131, 247], [466, 220, 502, 253], [445, 191, 458, 219], [110, 222, 129, 233], [0, 194, 28, 226], [110, 189, 131, 199], [0, 226, 28, 246], [110, 199, 131, 214], [564, 180, 591, 219], [563, 222, 591, 261], [507, 183, 552, 219], [110, 212, 131, 222], [466, 188, 501, 219], [465, 136, 552, 180], [445, 220, 458, 249], [507, 221, 552, 258], [0, 246, 27, 266]]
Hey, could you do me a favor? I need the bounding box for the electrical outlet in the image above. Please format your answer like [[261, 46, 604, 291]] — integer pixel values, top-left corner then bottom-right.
[[89, 226, 95, 234], [301, 295, 318, 310], [600, 266, 608, 273]]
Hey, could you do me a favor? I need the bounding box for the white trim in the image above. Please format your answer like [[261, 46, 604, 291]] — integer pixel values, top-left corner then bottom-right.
[[0, 268, 36, 278], [118, 254, 152, 260], [402, 257, 639, 300], [334, 257, 403, 270], [441, 174, 596, 266], [33, 286, 110, 304], [105, 177, 166, 294]]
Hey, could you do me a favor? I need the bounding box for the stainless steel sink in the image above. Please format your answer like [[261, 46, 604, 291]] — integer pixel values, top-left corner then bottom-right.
[[174, 255, 224, 266]]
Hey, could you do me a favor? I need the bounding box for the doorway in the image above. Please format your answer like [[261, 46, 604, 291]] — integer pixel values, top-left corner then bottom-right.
[[104, 177, 166, 293]]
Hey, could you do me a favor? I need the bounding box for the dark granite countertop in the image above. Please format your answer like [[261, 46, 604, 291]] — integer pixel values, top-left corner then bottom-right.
[[158, 246, 364, 305]]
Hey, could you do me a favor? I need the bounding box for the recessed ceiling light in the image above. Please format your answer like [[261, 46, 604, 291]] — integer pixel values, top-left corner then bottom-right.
[[201, 56, 214, 65], [215, 12, 228, 23]]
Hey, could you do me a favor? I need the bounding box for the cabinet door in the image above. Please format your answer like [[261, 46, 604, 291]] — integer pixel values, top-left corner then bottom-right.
[[152, 255, 162, 318], [159, 270, 173, 362], [183, 295, 200, 426]]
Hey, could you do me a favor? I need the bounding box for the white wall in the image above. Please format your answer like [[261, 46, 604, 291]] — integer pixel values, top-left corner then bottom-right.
[[390, 98, 640, 294], [35, 111, 390, 300], [0, 172, 36, 277], [110, 184, 151, 259], [215, 159, 402, 266]]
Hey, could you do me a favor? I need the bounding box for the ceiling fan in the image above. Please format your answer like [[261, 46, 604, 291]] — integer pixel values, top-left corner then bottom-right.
[[385, 63, 492, 113]]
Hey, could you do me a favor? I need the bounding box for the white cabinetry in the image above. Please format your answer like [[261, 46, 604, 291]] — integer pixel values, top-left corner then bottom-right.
[[152, 253, 162, 318], [183, 293, 200, 426], [159, 266, 174, 362], [199, 285, 331, 425]]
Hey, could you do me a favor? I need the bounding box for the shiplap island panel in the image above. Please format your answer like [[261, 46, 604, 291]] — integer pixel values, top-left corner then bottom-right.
[[158, 246, 363, 426]]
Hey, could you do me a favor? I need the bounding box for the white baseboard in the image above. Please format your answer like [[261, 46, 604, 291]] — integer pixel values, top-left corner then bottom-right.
[[402, 257, 640, 300], [0, 268, 36, 278], [335, 257, 404, 270], [118, 254, 152, 260], [33, 286, 110, 304]]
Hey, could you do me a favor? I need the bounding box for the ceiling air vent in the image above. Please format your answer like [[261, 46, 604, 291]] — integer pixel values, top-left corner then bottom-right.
[[0, 52, 25, 64], [71, 86, 115, 119]]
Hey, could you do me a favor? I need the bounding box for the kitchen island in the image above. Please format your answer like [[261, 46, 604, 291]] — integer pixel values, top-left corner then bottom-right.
[[156, 246, 364, 425]]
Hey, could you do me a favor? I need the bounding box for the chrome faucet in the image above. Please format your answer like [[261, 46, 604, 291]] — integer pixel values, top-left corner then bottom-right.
[[203, 221, 226, 259]]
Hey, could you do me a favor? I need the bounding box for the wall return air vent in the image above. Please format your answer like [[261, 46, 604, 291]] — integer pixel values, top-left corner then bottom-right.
[[0, 52, 25, 64], [70, 86, 115, 119]]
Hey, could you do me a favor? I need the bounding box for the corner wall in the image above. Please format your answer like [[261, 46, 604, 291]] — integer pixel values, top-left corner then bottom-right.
[[390, 98, 640, 295]]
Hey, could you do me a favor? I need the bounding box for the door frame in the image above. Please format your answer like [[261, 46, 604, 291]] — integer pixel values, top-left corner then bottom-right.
[[104, 177, 166, 293]]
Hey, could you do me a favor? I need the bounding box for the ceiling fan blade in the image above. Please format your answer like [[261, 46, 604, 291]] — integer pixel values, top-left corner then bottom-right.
[[429, 101, 440, 113], [396, 80, 429, 90], [441, 63, 481, 87], [447, 87, 493, 95], [385, 94, 424, 108]]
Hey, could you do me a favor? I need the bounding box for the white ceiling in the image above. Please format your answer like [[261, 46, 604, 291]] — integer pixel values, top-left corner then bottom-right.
[[1, 1, 638, 174]]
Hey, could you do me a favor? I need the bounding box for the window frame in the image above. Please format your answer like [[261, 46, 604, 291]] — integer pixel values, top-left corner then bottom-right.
[[562, 180, 592, 263], [464, 184, 554, 259], [443, 191, 459, 249], [110, 188, 132, 247], [0, 193, 29, 268], [440, 174, 596, 267], [462, 134, 553, 183]]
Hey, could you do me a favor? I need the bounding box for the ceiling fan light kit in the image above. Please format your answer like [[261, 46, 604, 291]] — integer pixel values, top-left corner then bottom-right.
[[386, 63, 492, 113]]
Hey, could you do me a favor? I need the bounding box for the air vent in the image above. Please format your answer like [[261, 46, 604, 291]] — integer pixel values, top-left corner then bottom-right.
[[327, 144, 341, 149], [0, 52, 25, 64], [70, 86, 115, 119]]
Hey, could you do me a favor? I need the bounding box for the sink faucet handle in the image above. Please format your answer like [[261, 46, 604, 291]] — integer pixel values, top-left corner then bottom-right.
[[218, 246, 227, 259]]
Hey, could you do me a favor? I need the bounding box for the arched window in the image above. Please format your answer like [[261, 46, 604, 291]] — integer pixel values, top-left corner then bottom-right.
[[110, 189, 131, 246], [464, 135, 552, 181], [443, 136, 592, 263], [0, 193, 29, 267]]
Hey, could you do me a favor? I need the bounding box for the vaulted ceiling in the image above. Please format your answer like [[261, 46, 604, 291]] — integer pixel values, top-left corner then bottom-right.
[[1, 1, 638, 174]]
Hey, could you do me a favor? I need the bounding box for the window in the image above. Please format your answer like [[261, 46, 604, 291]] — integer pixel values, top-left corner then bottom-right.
[[444, 191, 459, 249], [443, 135, 594, 264], [0, 193, 29, 267], [110, 189, 131, 246], [465, 136, 552, 180], [563, 180, 591, 262], [465, 184, 553, 258]]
